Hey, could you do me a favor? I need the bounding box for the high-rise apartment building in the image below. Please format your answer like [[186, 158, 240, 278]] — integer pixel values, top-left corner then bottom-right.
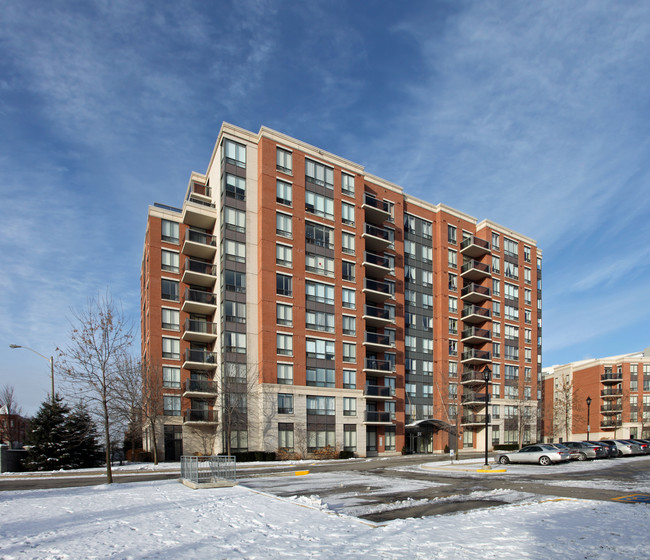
[[542, 350, 650, 442], [140, 123, 542, 460]]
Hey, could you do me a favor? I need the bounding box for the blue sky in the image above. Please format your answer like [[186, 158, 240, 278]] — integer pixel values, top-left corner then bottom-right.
[[1, 1, 649, 415]]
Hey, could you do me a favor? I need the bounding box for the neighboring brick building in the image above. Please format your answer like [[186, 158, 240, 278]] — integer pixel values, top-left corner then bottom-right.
[[542, 349, 650, 442], [141, 123, 542, 460], [0, 405, 29, 448]]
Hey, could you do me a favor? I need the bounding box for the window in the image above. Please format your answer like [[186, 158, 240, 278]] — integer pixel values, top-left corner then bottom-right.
[[224, 206, 246, 232], [525, 347, 532, 363], [224, 139, 246, 167], [449, 318, 458, 335], [504, 304, 519, 321], [225, 239, 246, 262], [493, 300, 501, 317], [161, 308, 180, 331], [305, 159, 334, 189], [306, 338, 335, 360], [503, 237, 518, 257], [404, 240, 416, 259], [505, 365, 519, 380], [422, 270, 432, 287], [406, 383, 417, 397], [276, 148, 292, 174], [449, 296, 458, 313], [161, 250, 179, 273], [343, 369, 356, 389], [504, 282, 518, 300], [161, 279, 179, 302], [504, 261, 519, 280], [422, 361, 433, 376], [422, 293, 433, 309], [492, 342, 500, 358], [448, 273, 457, 291], [306, 368, 335, 387], [161, 219, 179, 243], [491, 232, 500, 251], [405, 357, 417, 374], [276, 274, 292, 297], [276, 244, 293, 268], [277, 333, 293, 356], [305, 253, 334, 276], [492, 363, 501, 379], [344, 425, 357, 451], [449, 340, 458, 356], [306, 310, 335, 333], [504, 344, 518, 360], [342, 315, 356, 336], [524, 267, 532, 284], [505, 386, 518, 400], [448, 249, 457, 268], [225, 270, 246, 293], [342, 261, 355, 282], [278, 423, 294, 450], [343, 343, 356, 363], [422, 221, 432, 239], [421, 245, 433, 263], [162, 337, 180, 359], [341, 173, 355, 196], [492, 278, 500, 297], [524, 245, 531, 263], [343, 397, 356, 416], [342, 202, 355, 225], [342, 288, 356, 309], [277, 363, 293, 384], [504, 324, 519, 340], [162, 367, 180, 388], [492, 385, 501, 399], [224, 300, 246, 323], [224, 173, 246, 200], [163, 395, 181, 416], [278, 393, 293, 414], [277, 303, 293, 326], [448, 225, 457, 244], [276, 179, 292, 206], [276, 212, 292, 237], [493, 321, 501, 338], [405, 335, 417, 351], [448, 382, 458, 399], [524, 289, 532, 305], [306, 281, 335, 305], [492, 256, 500, 275], [224, 332, 246, 353], [422, 338, 433, 353], [404, 214, 416, 233], [342, 231, 355, 255], [524, 328, 532, 343], [305, 221, 334, 249], [405, 266, 416, 284], [524, 309, 532, 324], [422, 315, 433, 331]]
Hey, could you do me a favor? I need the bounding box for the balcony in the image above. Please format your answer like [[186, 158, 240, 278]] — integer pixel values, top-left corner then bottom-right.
[[182, 229, 217, 260], [184, 409, 218, 424], [461, 349, 491, 365], [363, 358, 396, 376], [182, 319, 217, 343], [461, 391, 489, 407], [363, 411, 393, 425], [182, 288, 217, 315], [362, 194, 392, 224], [363, 278, 394, 303], [460, 260, 491, 281], [601, 372, 624, 384], [183, 379, 219, 397], [461, 304, 492, 324], [364, 385, 393, 399], [182, 348, 218, 371], [363, 331, 395, 350], [601, 387, 623, 398], [183, 183, 216, 229], [460, 414, 490, 427], [461, 369, 492, 387], [362, 223, 392, 251], [600, 416, 621, 429], [461, 283, 491, 304], [182, 258, 216, 288], [460, 235, 491, 258], [600, 401, 622, 413], [461, 327, 492, 345], [363, 304, 394, 327], [362, 251, 392, 278]]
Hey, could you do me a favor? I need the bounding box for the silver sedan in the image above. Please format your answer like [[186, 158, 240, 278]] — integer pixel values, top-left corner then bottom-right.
[[496, 444, 570, 466]]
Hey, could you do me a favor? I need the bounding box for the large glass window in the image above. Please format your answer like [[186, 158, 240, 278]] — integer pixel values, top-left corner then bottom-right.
[[342, 231, 355, 255], [225, 270, 246, 293], [224, 173, 246, 200], [223, 332, 246, 353], [277, 363, 293, 384], [306, 281, 335, 305], [343, 397, 356, 416], [342, 315, 356, 336], [305, 221, 334, 249], [342, 202, 355, 225], [306, 338, 335, 360], [161, 250, 179, 273], [342, 343, 356, 363], [503, 237, 518, 257], [276, 274, 292, 297], [224, 239, 246, 262], [305, 159, 334, 189], [305, 253, 334, 276], [278, 393, 293, 414], [163, 395, 181, 416], [343, 369, 356, 389], [305, 191, 334, 220], [343, 425, 356, 451], [161, 219, 179, 243], [341, 173, 355, 196], [276, 179, 292, 206], [276, 244, 293, 267], [277, 333, 293, 356], [162, 337, 180, 359], [306, 310, 335, 333], [276, 148, 292, 174], [306, 368, 335, 387], [224, 300, 246, 323], [224, 139, 246, 167], [276, 212, 292, 238], [277, 303, 292, 326], [161, 308, 180, 330], [224, 207, 246, 232], [342, 288, 356, 309], [162, 366, 181, 388], [306, 395, 335, 415]]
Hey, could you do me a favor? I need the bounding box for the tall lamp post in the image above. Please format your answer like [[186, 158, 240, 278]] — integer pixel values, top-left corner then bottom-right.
[[9, 344, 55, 404], [482, 365, 492, 468], [586, 396, 592, 440]]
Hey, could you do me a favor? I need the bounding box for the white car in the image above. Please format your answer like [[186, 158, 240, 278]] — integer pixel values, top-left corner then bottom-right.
[[496, 444, 570, 466]]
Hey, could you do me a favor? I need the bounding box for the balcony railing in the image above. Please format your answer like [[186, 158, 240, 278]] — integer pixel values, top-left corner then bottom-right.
[[461, 414, 490, 425], [364, 305, 393, 321], [461, 327, 492, 341], [461, 283, 491, 299], [461, 260, 491, 279], [364, 385, 392, 398], [184, 348, 217, 364], [460, 236, 490, 252], [461, 392, 489, 405], [184, 409, 218, 423], [601, 388, 623, 397], [184, 258, 216, 276], [363, 251, 391, 268], [363, 194, 391, 214], [363, 278, 394, 296], [461, 305, 491, 320], [185, 379, 218, 394], [461, 370, 492, 385], [185, 319, 217, 335], [184, 288, 216, 305], [601, 373, 624, 383], [364, 358, 395, 372], [364, 332, 393, 347], [461, 349, 491, 362], [364, 411, 391, 423], [186, 229, 216, 247], [363, 224, 392, 242]]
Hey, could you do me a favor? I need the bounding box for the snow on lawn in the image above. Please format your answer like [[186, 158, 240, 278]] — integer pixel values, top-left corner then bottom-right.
[[1, 479, 649, 559]]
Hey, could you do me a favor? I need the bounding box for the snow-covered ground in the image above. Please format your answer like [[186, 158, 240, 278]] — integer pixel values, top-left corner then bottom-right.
[[1, 462, 650, 559]]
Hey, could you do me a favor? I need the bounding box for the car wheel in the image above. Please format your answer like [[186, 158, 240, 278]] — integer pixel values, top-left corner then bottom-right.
[[498, 456, 510, 465], [618, 450, 623, 457], [577, 452, 587, 461], [539, 456, 552, 466]]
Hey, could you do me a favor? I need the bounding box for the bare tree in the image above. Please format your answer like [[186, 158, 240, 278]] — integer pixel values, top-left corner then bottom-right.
[[57, 293, 133, 483], [219, 361, 259, 456], [0, 384, 25, 445], [113, 355, 143, 462], [552, 375, 575, 441], [140, 358, 165, 464]]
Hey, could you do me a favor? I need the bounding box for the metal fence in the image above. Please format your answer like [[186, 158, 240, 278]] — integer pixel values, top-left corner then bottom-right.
[[180, 455, 237, 485]]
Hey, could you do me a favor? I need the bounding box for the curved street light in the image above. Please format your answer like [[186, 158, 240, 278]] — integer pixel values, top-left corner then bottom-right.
[[9, 344, 55, 404]]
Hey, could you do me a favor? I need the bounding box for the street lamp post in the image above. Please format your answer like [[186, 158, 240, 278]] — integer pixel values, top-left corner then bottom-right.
[[483, 365, 492, 468], [586, 396, 592, 440], [9, 344, 55, 404]]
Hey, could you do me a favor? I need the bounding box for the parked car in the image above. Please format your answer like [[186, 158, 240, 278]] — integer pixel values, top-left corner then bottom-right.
[[626, 439, 650, 454], [563, 441, 607, 460], [600, 439, 641, 457], [584, 441, 618, 458], [545, 443, 581, 461], [496, 444, 570, 466]]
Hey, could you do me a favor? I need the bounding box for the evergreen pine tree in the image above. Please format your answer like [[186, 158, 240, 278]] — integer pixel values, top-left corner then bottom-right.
[[25, 395, 72, 471], [67, 403, 103, 469]]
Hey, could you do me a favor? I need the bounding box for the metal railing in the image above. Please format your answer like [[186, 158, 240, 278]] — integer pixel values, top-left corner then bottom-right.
[[180, 455, 236, 484]]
